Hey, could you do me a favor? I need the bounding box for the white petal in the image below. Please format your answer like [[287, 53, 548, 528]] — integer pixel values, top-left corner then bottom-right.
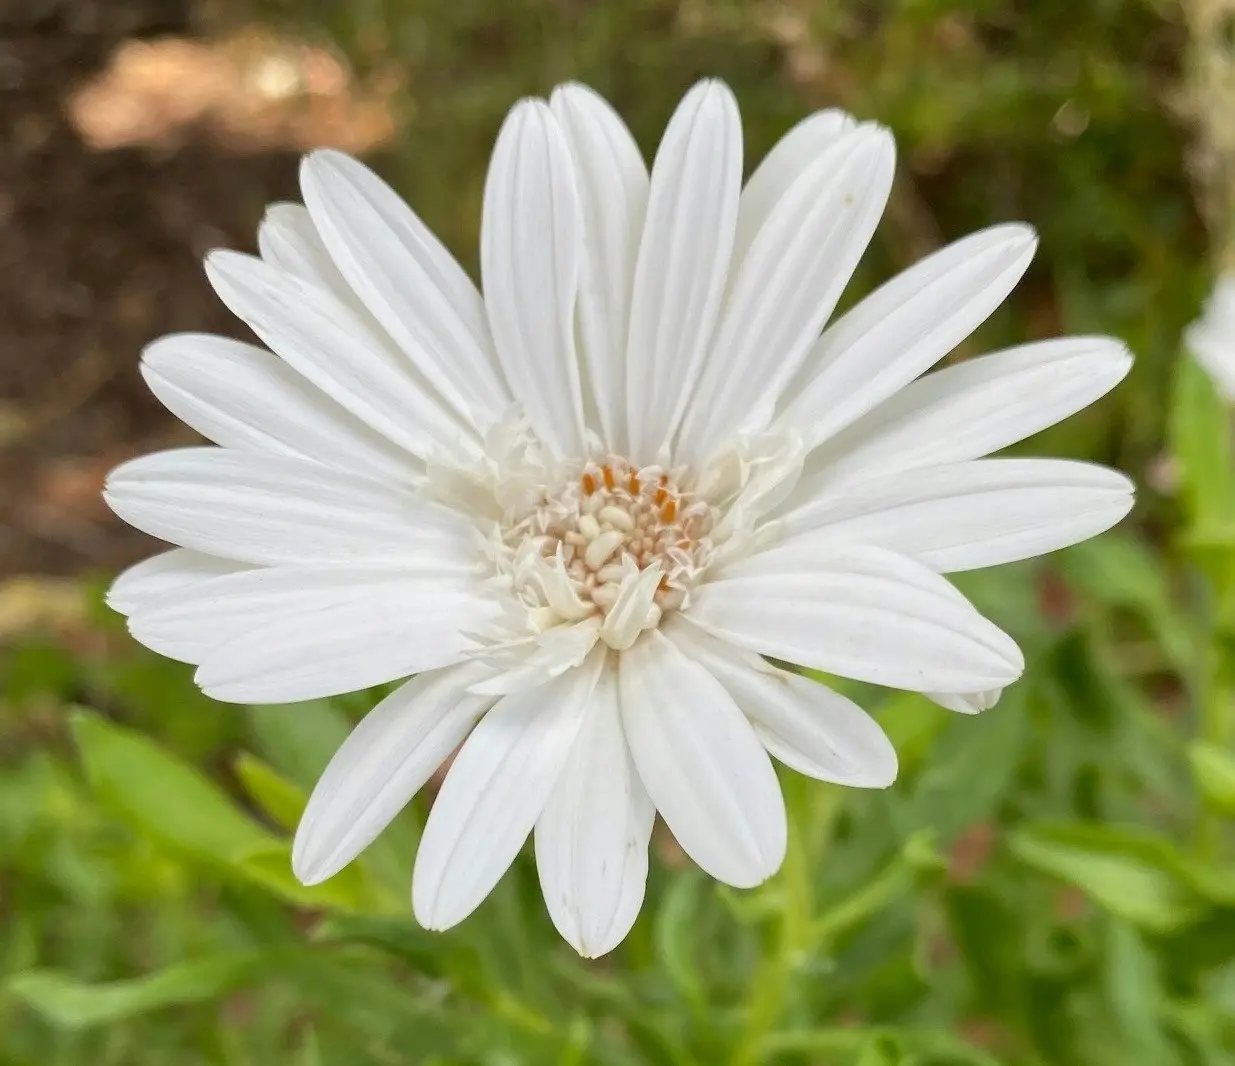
[[550, 83, 649, 452], [619, 630, 786, 887], [257, 202, 348, 295], [104, 448, 474, 568], [779, 224, 1039, 450], [107, 548, 247, 616], [293, 660, 497, 885], [413, 651, 605, 930], [300, 150, 510, 425], [733, 108, 857, 268], [624, 80, 742, 464], [668, 621, 897, 787], [677, 124, 895, 464], [691, 542, 1023, 693], [141, 333, 420, 481], [1187, 322, 1235, 401], [535, 664, 654, 957], [205, 250, 474, 460], [801, 336, 1132, 490], [188, 569, 495, 702], [481, 100, 587, 458], [469, 616, 603, 695], [927, 689, 1002, 714], [598, 562, 662, 652], [777, 458, 1135, 573], [128, 565, 488, 672]]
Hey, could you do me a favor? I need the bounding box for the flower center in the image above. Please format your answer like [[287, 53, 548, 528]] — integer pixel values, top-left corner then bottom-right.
[[427, 407, 802, 658], [499, 456, 717, 649]]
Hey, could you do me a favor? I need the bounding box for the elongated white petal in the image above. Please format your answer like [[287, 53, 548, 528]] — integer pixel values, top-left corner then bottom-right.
[[104, 448, 473, 568], [625, 80, 742, 463], [777, 458, 1135, 573], [927, 689, 1002, 714], [779, 224, 1039, 450], [293, 661, 497, 885], [108, 548, 247, 616], [802, 337, 1133, 490], [481, 100, 587, 458], [619, 630, 786, 887], [733, 108, 856, 267], [692, 542, 1023, 693], [257, 202, 349, 296], [678, 125, 895, 464], [189, 569, 495, 702], [535, 663, 655, 957], [141, 333, 420, 481], [668, 622, 897, 787], [130, 565, 488, 670], [205, 250, 474, 459], [413, 651, 605, 930], [550, 83, 649, 453], [300, 150, 510, 425]]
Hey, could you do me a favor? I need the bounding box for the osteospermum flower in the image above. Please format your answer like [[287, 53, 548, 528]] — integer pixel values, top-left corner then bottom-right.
[[105, 79, 1134, 957], [1186, 274, 1235, 399]]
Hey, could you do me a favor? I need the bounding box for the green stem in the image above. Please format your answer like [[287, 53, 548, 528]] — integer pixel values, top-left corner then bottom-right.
[[730, 781, 840, 1066], [1197, 557, 1235, 859]]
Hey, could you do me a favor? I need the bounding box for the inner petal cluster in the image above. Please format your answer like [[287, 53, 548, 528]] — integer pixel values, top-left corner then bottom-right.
[[502, 456, 717, 647]]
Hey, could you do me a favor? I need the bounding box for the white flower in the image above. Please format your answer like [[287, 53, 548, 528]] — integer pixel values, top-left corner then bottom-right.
[[105, 79, 1133, 957], [1186, 274, 1235, 399]]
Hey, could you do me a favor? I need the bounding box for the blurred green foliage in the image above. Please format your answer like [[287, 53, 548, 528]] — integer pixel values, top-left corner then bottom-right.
[[5, 0, 1235, 1063]]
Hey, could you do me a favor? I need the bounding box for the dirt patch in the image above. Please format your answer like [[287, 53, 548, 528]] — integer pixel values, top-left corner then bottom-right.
[[0, 0, 301, 576]]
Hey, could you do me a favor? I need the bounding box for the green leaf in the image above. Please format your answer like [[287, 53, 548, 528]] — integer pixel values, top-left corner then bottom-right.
[[654, 870, 707, 1013], [234, 751, 308, 832], [1102, 920, 1178, 1065], [898, 685, 1028, 842], [1008, 822, 1207, 933], [71, 710, 394, 913], [248, 700, 419, 890], [872, 692, 951, 776], [247, 700, 354, 789], [1025, 921, 1094, 978], [238, 844, 395, 915], [1188, 740, 1235, 817], [1059, 534, 1197, 672], [1169, 354, 1235, 530], [757, 1027, 1002, 1065], [7, 952, 267, 1028], [71, 709, 274, 864], [811, 830, 940, 946], [856, 1033, 903, 1066]]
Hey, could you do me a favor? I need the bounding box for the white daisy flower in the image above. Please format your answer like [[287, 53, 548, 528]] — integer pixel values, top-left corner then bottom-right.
[[1186, 274, 1235, 399], [105, 79, 1134, 957]]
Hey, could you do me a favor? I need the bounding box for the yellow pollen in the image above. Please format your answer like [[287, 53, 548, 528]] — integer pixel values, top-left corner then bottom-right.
[[506, 455, 715, 620]]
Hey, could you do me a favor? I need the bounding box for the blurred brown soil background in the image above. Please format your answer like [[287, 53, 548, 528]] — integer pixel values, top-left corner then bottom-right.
[[0, 0, 394, 578]]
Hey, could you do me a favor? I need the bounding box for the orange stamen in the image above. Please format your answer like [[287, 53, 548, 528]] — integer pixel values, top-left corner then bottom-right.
[[581, 472, 597, 496], [602, 465, 615, 491], [661, 499, 677, 522], [628, 473, 641, 494]]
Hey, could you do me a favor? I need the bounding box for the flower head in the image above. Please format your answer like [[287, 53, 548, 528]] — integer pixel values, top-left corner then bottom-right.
[[1186, 274, 1235, 399], [106, 79, 1133, 956]]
